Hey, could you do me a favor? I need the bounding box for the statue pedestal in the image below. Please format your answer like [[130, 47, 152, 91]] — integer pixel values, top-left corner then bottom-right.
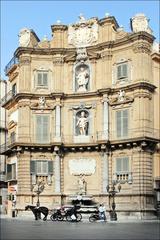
[[69, 194, 93, 201], [74, 135, 90, 143]]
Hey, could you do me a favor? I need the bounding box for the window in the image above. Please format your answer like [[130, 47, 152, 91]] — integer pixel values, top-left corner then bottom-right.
[[35, 115, 49, 143], [37, 71, 48, 87], [116, 109, 128, 138], [116, 157, 129, 173], [116, 157, 130, 182], [12, 84, 17, 95], [30, 160, 53, 176], [7, 164, 16, 181], [117, 63, 128, 80]]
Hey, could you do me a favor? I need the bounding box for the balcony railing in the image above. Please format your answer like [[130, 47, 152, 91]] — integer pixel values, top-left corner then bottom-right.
[[0, 127, 159, 154], [5, 56, 19, 75], [0, 90, 17, 106], [109, 127, 160, 141]]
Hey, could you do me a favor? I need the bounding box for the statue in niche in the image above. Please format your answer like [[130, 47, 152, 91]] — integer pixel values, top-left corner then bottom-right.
[[76, 66, 89, 92], [76, 111, 88, 135], [77, 174, 86, 195]]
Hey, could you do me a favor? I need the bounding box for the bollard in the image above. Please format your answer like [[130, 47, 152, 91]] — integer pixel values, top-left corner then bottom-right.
[[12, 210, 15, 218]]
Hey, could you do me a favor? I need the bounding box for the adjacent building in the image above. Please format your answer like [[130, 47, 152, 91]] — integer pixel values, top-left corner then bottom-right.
[[0, 13, 160, 219], [0, 79, 8, 214]]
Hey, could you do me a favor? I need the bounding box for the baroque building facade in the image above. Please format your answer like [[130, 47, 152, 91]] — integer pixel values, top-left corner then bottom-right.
[[0, 13, 160, 219], [0, 79, 8, 213]]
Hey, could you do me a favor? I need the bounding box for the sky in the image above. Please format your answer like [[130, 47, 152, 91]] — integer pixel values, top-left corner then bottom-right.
[[0, 0, 159, 79]]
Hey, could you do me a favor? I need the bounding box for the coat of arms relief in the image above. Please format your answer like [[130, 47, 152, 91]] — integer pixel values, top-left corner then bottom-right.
[[68, 14, 98, 48]]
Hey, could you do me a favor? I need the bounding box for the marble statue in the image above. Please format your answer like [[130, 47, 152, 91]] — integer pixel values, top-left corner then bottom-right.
[[76, 67, 89, 92], [118, 90, 125, 102], [76, 111, 88, 135], [39, 96, 45, 108], [77, 174, 86, 195], [131, 13, 152, 34], [18, 28, 31, 47]]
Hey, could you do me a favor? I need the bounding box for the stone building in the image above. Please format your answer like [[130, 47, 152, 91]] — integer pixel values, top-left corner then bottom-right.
[[0, 13, 160, 219], [0, 79, 8, 213]]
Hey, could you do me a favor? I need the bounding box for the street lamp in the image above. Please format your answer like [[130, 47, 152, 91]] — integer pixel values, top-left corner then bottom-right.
[[34, 181, 45, 207], [106, 181, 121, 221]]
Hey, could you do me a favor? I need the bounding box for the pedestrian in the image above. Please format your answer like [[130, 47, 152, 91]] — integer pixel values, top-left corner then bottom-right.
[[98, 204, 106, 221]]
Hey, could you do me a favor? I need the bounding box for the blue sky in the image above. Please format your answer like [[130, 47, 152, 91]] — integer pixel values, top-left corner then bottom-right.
[[1, 0, 159, 79]]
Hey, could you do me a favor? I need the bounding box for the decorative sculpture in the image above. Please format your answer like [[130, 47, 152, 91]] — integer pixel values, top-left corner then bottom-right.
[[131, 13, 152, 34], [76, 67, 89, 92], [18, 28, 31, 47], [77, 174, 86, 195], [76, 111, 88, 135]]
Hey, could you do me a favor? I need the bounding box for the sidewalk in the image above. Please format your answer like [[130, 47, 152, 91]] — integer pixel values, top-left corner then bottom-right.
[[1, 213, 160, 223]]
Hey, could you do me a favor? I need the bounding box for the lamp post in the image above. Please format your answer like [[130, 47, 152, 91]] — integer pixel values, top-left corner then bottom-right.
[[106, 181, 121, 221], [34, 181, 45, 207]]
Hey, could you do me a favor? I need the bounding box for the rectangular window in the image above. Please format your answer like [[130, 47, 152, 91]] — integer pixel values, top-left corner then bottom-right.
[[37, 72, 48, 87], [7, 164, 16, 180], [117, 63, 128, 80], [12, 84, 17, 95], [116, 157, 129, 182], [116, 109, 128, 138], [30, 160, 53, 176], [36, 115, 49, 143], [116, 157, 129, 173]]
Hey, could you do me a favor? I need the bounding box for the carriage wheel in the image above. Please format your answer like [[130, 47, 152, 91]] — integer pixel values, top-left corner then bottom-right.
[[57, 214, 64, 221], [50, 214, 57, 221], [89, 215, 96, 222]]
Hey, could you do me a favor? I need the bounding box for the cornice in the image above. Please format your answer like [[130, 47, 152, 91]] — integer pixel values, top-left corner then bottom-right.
[[2, 82, 156, 110], [14, 32, 155, 59]]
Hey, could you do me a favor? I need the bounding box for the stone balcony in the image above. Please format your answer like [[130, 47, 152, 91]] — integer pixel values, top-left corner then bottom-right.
[[0, 127, 159, 154]]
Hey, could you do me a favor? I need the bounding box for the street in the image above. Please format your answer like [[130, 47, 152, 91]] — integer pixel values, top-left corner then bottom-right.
[[0, 218, 159, 240]]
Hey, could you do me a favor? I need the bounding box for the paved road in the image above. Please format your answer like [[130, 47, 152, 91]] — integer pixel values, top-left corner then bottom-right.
[[0, 218, 159, 240]]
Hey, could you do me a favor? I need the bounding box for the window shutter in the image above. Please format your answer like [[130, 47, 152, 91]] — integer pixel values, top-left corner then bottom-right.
[[36, 115, 43, 143], [48, 161, 53, 174], [12, 164, 16, 179], [123, 110, 128, 137], [43, 116, 49, 142], [112, 65, 117, 85], [122, 64, 127, 77], [43, 73, 48, 86], [37, 73, 42, 85], [123, 157, 129, 172], [116, 111, 122, 138], [117, 65, 122, 79], [116, 158, 122, 172], [42, 161, 48, 174], [30, 161, 36, 174]]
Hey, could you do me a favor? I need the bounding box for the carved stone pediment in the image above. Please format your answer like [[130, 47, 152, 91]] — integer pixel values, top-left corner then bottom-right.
[[70, 102, 96, 110], [110, 90, 134, 106], [64, 53, 76, 62], [30, 97, 55, 111], [133, 42, 151, 54], [88, 50, 100, 60], [68, 14, 98, 48]]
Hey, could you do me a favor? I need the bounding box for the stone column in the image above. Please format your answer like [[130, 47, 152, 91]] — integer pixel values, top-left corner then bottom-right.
[[103, 94, 109, 140], [102, 150, 109, 193], [54, 147, 61, 193]]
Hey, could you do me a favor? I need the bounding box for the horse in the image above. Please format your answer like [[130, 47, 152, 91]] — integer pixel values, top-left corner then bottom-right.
[[25, 205, 49, 221]]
